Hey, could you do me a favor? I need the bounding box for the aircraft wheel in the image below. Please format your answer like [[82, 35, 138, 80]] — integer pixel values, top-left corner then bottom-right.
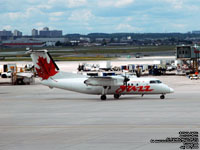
[[160, 95, 165, 99], [114, 94, 120, 99], [101, 95, 107, 101]]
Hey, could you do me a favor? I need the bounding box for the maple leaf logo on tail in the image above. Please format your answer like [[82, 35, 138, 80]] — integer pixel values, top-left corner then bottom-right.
[[36, 56, 58, 80]]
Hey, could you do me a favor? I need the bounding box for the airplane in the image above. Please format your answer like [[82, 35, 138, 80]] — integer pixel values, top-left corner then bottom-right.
[[28, 49, 174, 100]]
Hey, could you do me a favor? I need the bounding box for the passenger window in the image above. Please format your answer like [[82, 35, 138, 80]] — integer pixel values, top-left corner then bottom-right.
[[131, 83, 134, 86]]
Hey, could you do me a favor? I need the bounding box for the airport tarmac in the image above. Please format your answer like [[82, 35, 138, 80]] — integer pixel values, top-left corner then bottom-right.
[[0, 74, 200, 150]]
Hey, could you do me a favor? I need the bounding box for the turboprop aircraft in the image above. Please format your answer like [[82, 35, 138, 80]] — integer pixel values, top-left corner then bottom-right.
[[28, 50, 174, 100]]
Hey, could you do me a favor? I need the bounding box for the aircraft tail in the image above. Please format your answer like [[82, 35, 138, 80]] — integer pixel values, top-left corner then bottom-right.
[[28, 50, 59, 80]]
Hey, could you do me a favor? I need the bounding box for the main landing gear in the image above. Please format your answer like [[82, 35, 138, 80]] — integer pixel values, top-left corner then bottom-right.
[[100, 94, 121, 100], [100, 86, 110, 101], [100, 86, 121, 101], [160, 94, 165, 99], [101, 95, 107, 100]]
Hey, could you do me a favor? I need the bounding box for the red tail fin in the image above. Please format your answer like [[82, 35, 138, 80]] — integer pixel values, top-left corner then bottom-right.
[[36, 56, 58, 80]]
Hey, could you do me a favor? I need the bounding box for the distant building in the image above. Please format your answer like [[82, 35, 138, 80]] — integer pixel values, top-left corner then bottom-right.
[[95, 38, 111, 43], [30, 37, 67, 46], [2, 37, 68, 47], [2, 39, 45, 48], [127, 36, 132, 40], [80, 37, 90, 42], [32, 29, 38, 36], [13, 30, 22, 37], [43, 27, 49, 31], [0, 30, 13, 36], [192, 31, 200, 34], [120, 37, 132, 43], [113, 38, 119, 42], [39, 27, 62, 37]]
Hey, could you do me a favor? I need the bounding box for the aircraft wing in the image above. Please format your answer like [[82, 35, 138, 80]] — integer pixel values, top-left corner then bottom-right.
[[84, 76, 124, 86]]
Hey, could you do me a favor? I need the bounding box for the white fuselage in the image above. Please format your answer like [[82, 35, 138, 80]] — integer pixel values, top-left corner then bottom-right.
[[41, 76, 174, 95], [29, 50, 174, 100]]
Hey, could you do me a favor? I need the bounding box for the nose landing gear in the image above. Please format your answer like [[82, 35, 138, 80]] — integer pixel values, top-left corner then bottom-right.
[[160, 94, 165, 99]]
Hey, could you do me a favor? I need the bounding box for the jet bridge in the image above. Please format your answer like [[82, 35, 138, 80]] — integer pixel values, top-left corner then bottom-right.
[[176, 44, 200, 75]]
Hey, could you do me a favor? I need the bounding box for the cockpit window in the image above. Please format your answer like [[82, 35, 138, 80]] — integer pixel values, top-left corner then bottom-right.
[[150, 80, 162, 84], [156, 80, 162, 83], [150, 80, 156, 84]]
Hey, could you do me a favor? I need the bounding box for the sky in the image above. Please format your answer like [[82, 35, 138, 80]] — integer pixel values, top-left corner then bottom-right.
[[0, 0, 200, 35]]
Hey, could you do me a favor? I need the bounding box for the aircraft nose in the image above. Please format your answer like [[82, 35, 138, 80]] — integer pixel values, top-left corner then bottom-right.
[[169, 88, 174, 93]]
